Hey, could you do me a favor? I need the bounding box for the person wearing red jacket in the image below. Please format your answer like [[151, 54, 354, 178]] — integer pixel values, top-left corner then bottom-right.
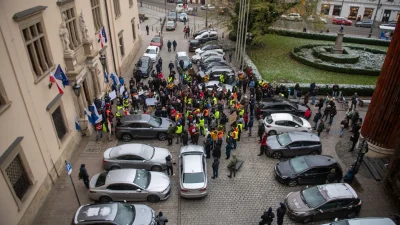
[[258, 133, 268, 156], [243, 112, 249, 130]]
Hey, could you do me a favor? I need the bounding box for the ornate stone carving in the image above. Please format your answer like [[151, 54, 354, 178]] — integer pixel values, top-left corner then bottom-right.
[[59, 21, 73, 54], [79, 11, 91, 42]]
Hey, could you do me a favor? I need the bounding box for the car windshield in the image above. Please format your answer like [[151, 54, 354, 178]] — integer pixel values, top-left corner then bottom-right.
[[151, 37, 160, 42], [300, 186, 327, 208], [178, 56, 190, 62], [145, 49, 156, 54], [141, 144, 155, 160], [134, 169, 151, 189], [289, 156, 310, 173], [292, 115, 303, 125], [265, 116, 273, 124], [277, 133, 292, 146], [180, 13, 187, 16], [148, 116, 161, 127], [113, 204, 135, 225], [140, 59, 148, 69], [183, 172, 205, 183]]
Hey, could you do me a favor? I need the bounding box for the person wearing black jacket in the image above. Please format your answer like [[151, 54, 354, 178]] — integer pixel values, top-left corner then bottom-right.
[[259, 207, 275, 225], [167, 40, 172, 52], [172, 40, 177, 51], [168, 61, 174, 72], [212, 144, 221, 159], [79, 164, 90, 189], [332, 84, 339, 97], [276, 203, 286, 225]]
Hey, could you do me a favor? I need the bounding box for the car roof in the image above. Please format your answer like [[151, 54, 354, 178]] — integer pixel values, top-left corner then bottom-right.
[[288, 132, 320, 142], [271, 113, 294, 121], [180, 145, 205, 154], [109, 144, 146, 158], [121, 114, 151, 123], [345, 218, 396, 225], [177, 52, 187, 57], [183, 155, 203, 173], [318, 183, 358, 200], [76, 203, 118, 222], [303, 155, 338, 168], [259, 97, 291, 104], [147, 46, 158, 50], [105, 169, 137, 184]]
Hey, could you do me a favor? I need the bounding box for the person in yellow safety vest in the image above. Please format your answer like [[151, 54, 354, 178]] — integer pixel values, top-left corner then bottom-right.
[[229, 98, 235, 107], [236, 122, 243, 141], [258, 80, 264, 87], [187, 97, 192, 106], [199, 117, 205, 135], [168, 76, 173, 83], [185, 109, 190, 118], [214, 110, 220, 122], [186, 75, 191, 82], [232, 128, 239, 149], [175, 123, 183, 144], [238, 108, 245, 117], [219, 75, 225, 83], [204, 74, 209, 83], [184, 96, 187, 104], [123, 99, 130, 108], [212, 97, 217, 106]]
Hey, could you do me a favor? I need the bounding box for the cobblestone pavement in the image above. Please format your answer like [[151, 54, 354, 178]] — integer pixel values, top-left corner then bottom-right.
[[32, 6, 396, 225]]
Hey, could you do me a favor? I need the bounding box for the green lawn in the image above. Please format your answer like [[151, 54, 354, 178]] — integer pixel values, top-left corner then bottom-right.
[[247, 34, 388, 85]]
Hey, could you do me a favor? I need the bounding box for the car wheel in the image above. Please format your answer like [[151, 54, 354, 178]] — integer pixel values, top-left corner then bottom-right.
[[110, 166, 120, 170], [268, 130, 277, 135], [151, 165, 162, 171], [99, 196, 112, 203], [302, 217, 312, 224], [271, 151, 283, 159], [121, 133, 132, 142], [347, 211, 356, 219], [288, 179, 298, 187], [147, 195, 161, 203], [157, 133, 167, 141], [310, 150, 319, 155]]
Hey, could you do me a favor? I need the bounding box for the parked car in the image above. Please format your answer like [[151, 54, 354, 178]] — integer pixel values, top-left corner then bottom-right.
[[176, 0, 185, 4], [191, 50, 224, 64], [103, 143, 172, 171], [202, 61, 230, 71], [201, 55, 226, 65], [195, 31, 218, 43], [179, 12, 188, 22], [200, 4, 215, 10], [275, 155, 343, 186], [198, 81, 233, 93], [89, 169, 171, 203], [167, 0, 174, 2], [143, 46, 160, 63], [72, 203, 155, 225], [381, 21, 397, 27], [332, 17, 352, 25], [264, 113, 312, 135], [308, 16, 327, 24], [175, 51, 192, 70], [281, 13, 301, 21], [193, 28, 217, 38], [179, 145, 208, 198], [284, 183, 362, 223], [194, 44, 222, 54], [189, 39, 201, 52], [176, 3, 184, 13], [206, 67, 234, 81], [216, 7, 226, 15], [255, 98, 311, 119], [115, 114, 173, 141], [167, 11, 177, 21], [355, 19, 373, 27], [322, 217, 396, 225], [266, 132, 322, 159], [133, 56, 153, 78], [150, 35, 163, 49], [166, 21, 177, 31]]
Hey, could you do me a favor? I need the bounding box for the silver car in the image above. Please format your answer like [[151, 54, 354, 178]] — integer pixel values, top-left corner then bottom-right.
[[72, 202, 155, 225], [89, 169, 171, 203], [179, 145, 208, 198], [103, 144, 172, 171]]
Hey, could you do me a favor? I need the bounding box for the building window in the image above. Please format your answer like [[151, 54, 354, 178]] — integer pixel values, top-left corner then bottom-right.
[[21, 20, 54, 79], [51, 106, 67, 140], [333, 5, 342, 16], [363, 8, 374, 19], [320, 4, 330, 15], [0, 77, 11, 114], [113, 0, 121, 17], [0, 138, 35, 209], [62, 8, 81, 50], [131, 18, 136, 40], [118, 32, 125, 57], [129, 0, 133, 7], [91, 0, 103, 32]]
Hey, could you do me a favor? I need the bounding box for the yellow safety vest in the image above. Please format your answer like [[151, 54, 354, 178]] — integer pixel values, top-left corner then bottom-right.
[[117, 105, 123, 111], [233, 131, 239, 140], [168, 77, 173, 83], [212, 97, 217, 105], [176, 125, 183, 134], [229, 99, 235, 106], [184, 96, 187, 103], [239, 109, 244, 117], [187, 98, 192, 105], [219, 75, 224, 83], [123, 100, 129, 107], [215, 111, 220, 119], [116, 112, 121, 117], [199, 119, 205, 127], [237, 123, 243, 132]]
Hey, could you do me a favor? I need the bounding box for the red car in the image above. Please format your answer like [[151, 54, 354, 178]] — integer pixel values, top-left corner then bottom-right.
[[150, 36, 163, 49], [332, 17, 352, 25]]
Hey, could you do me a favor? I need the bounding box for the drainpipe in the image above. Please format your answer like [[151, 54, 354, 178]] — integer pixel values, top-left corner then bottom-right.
[[104, 0, 118, 73]]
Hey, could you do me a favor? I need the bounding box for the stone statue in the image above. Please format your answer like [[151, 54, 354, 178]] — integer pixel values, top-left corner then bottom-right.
[[59, 22, 73, 53], [79, 11, 91, 42]]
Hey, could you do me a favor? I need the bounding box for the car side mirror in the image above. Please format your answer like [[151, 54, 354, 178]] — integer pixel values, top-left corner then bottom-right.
[[334, 218, 339, 222], [318, 209, 323, 213], [295, 125, 299, 128], [136, 189, 142, 192]]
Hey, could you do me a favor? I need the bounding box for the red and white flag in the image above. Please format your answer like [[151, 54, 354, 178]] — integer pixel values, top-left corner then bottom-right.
[[49, 72, 64, 95]]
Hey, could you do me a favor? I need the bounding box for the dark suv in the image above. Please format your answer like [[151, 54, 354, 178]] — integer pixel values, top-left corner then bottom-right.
[[255, 98, 311, 119], [189, 39, 201, 52], [275, 155, 343, 187], [133, 56, 153, 78]]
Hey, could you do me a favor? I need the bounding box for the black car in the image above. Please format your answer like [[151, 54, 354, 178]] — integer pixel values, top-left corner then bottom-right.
[[189, 39, 201, 52], [255, 98, 311, 119], [133, 56, 153, 78], [275, 155, 343, 187]]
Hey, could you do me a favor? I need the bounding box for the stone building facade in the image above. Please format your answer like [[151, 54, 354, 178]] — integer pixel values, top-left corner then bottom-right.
[[0, 0, 141, 224]]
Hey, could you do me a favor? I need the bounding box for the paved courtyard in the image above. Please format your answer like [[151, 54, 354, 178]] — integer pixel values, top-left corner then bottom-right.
[[32, 6, 396, 225]]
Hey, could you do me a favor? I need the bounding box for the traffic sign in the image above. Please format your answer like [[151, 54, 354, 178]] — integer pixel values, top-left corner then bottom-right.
[[66, 161, 72, 175]]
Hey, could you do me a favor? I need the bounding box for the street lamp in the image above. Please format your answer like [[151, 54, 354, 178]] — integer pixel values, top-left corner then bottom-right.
[[72, 83, 81, 97]]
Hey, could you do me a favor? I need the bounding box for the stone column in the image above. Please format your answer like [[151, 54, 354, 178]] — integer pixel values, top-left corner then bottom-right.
[[77, 91, 85, 118], [333, 32, 345, 54], [90, 67, 100, 98], [80, 87, 88, 109]]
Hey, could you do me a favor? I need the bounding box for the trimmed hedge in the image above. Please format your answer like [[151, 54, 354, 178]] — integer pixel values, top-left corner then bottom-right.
[[291, 44, 383, 76], [273, 83, 375, 96], [312, 46, 360, 64], [267, 27, 390, 47]]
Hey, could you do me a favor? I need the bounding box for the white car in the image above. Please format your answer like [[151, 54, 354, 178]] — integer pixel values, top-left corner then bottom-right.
[[322, 218, 395, 225], [281, 13, 301, 21], [191, 50, 224, 63], [200, 4, 215, 10], [176, 3, 184, 13], [179, 13, 188, 22], [143, 46, 160, 63], [264, 113, 312, 135], [308, 16, 328, 24], [179, 145, 208, 198]]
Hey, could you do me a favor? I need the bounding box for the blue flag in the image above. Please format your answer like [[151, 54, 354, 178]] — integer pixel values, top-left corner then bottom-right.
[[75, 116, 81, 131], [104, 68, 109, 83], [84, 108, 95, 125], [110, 73, 120, 86], [54, 65, 69, 87], [101, 27, 108, 43]]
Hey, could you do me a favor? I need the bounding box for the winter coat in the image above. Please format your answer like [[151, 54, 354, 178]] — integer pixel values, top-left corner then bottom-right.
[[260, 211, 275, 223], [313, 112, 322, 123], [212, 158, 220, 169], [212, 146, 221, 158], [317, 123, 325, 132]]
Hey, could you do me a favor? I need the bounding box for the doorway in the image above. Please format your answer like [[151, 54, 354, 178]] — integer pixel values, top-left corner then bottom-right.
[[382, 10, 391, 22]]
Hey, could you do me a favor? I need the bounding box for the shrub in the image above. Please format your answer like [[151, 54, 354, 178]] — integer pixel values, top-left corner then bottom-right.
[[273, 83, 375, 96]]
